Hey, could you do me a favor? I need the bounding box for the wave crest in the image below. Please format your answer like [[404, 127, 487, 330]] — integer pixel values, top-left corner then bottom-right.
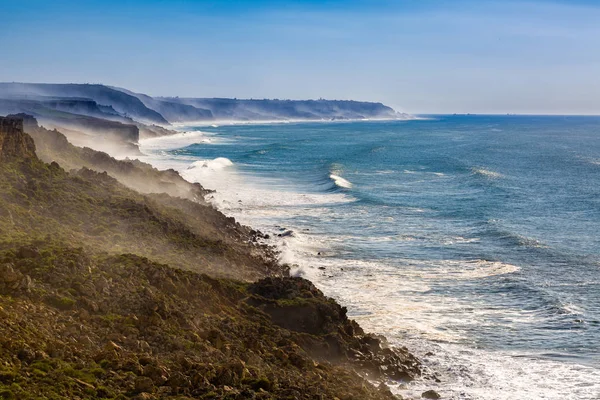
[[139, 130, 213, 151], [472, 167, 503, 179], [188, 157, 234, 171], [330, 174, 353, 189]]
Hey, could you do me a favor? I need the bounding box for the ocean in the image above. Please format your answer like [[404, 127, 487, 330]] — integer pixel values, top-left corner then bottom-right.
[[139, 115, 600, 400]]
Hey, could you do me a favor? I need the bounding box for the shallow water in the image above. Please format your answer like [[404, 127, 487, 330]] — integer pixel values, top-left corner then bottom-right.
[[140, 115, 600, 399]]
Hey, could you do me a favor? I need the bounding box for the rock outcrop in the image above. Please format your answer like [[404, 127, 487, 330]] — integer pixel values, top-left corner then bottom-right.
[[0, 116, 36, 160], [248, 277, 421, 382]]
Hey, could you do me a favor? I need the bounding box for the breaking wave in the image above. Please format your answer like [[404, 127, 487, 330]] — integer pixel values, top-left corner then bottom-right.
[[137, 119, 600, 400], [330, 174, 353, 189], [472, 167, 504, 179], [139, 130, 215, 152]]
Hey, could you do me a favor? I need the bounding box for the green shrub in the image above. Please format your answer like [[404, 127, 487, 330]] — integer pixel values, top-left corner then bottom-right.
[[47, 295, 76, 310]]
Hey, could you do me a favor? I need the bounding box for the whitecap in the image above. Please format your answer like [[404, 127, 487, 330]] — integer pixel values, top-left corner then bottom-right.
[[472, 167, 504, 179], [188, 157, 234, 170], [139, 130, 213, 151], [330, 174, 353, 188]]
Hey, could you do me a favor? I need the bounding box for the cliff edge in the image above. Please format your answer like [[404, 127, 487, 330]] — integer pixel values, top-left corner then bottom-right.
[[0, 117, 36, 160]]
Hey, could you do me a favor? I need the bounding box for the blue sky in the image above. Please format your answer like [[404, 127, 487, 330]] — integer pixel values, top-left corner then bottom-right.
[[1, 0, 599, 114]]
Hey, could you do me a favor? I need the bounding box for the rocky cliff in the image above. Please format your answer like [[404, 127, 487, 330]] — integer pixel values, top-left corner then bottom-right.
[[0, 116, 36, 160], [0, 83, 168, 125], [17, 114, 209, 201], [0, 116, 424, 399], [1, 82, 409, 127], [163, 97, 405, 121], [0, 100, 144, 156]]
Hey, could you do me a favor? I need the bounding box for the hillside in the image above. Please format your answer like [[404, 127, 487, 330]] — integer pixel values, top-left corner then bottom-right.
[[161, 97, 404, 121], [1, 83, 409, 127], [13, 114, 208, 202], [0, 99, 153, 156], [112, 89, 214, 123], [0, 83, 168, 125], [0, 116, 423, 399]]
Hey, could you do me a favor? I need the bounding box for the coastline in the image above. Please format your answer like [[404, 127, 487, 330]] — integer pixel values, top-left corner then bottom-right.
[[5, 114, 599, 398], [137, 117, 600, 400], [137, 125, 432, 398], [167, 115, 419, 130], [0, 115, 427, 399]]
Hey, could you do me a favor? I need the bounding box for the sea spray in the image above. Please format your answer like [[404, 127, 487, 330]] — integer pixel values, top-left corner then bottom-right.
[[139, 117, 600, 400]]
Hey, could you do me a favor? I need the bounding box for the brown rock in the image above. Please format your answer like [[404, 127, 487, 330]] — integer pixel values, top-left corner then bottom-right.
[[0, 117, 37, 160], [134, 376, 155, 394], [143, 364, 170, 385], [422, 389, 441, 399], [0, 264, 20, 283], [133, 394, 155, 400], [166, 371, 190, 389]]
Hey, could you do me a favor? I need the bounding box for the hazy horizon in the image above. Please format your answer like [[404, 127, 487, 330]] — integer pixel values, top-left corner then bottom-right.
[[2, 0, 600, 115]]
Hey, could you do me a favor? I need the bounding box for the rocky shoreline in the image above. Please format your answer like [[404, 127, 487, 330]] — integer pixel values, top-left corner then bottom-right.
[[0, 115, 432, 399]]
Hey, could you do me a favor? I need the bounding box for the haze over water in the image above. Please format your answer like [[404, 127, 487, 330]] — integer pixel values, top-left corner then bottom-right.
[[141, 115, 600, 399]]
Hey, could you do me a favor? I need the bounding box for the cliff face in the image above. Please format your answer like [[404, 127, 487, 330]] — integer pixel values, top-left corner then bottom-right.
[[0, 100, 143, 156], [114, 89, 214, 123], [164, 98, 403, 121], [41, 98, 121, 119], [1, 82, 408, 127], [19, 114, 210, 201], [0, 83, 168, 125], [0, 116, 36, 160]]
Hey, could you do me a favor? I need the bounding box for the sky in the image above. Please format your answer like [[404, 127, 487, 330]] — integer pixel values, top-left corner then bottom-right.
[[1, 0, 600, 115]]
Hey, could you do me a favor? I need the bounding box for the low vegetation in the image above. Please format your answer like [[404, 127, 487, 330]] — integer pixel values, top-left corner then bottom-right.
[[0, 116, 420, 399]]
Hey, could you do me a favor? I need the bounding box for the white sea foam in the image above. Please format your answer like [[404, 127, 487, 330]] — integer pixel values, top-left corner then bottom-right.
[[582, 157, 600, 166], [169, 116, 419, 129], [187, 157, 234, 171], [330, 174, 353, 188], [441, 235, 481, 244], [139, 130, 216, 152], [298, 250, 599, 399], [259, 221, 600, 399], [472, 167, 504, 179], [393, 343, 600, 400], [136, 124, 600, 400], [142, 141, 355, 225]]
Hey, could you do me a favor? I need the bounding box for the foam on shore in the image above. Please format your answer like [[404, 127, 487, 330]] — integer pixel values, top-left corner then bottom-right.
[[138, 124, 600, 400]]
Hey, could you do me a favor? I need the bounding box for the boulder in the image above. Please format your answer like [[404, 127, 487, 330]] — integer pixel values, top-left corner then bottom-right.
[[0, 264, 20, 284], [134, 376, 155, 394], [422, 389, 441, 399]]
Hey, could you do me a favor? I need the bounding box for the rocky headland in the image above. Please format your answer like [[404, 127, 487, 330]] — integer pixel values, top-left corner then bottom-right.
[[0, 115, 424, 399], [0, 82, 411, 158], [0, 83, 411, 129]]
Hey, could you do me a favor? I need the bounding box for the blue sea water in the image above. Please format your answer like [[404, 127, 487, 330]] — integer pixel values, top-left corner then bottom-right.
[[141, 115, 600, 399]]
